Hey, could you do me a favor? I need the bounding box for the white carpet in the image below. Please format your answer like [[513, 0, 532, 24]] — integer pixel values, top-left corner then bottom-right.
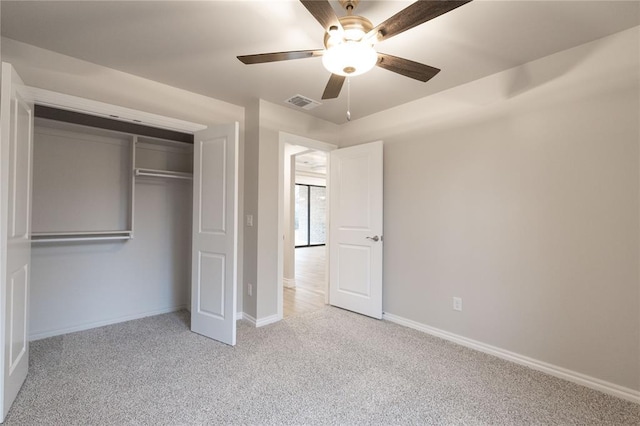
[[5, 307, 639, 425]]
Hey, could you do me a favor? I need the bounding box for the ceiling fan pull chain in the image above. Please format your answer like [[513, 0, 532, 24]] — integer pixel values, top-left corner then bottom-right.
[[346, 77, 351, 122]]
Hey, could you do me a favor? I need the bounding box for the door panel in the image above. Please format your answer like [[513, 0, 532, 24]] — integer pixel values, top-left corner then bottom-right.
[[191, 123, 238, 346], [1, 62, 34, 422], [198, 252, 225, 318], [329, 141, 383, 319], [199, 137, 226, 233], [337, 244, 371, 297]]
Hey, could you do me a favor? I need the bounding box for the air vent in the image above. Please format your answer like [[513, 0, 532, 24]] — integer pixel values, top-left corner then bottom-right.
[[285, 94, 322, 110]]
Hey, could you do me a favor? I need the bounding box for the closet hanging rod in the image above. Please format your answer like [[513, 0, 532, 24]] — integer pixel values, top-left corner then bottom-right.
[[135, 168, 193, 180]]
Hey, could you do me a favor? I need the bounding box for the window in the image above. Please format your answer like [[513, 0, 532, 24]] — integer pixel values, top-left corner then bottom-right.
[[295, 184, 326, 247]]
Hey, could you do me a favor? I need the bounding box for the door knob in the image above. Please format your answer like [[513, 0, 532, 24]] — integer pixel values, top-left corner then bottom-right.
[[366, 235, 380, 242]]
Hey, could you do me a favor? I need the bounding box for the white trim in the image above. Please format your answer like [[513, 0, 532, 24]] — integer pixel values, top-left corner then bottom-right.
[[256, 314, 281, 328], [283, 278, 296, 289], [20, 86, 206, 133], [241, 312, 281, 328], [382, 312, 640, 404], [242, 312, 257, 327], [280, 132, 338, 152], [235, 312, 244, 321], [29, 305, 188, 341]]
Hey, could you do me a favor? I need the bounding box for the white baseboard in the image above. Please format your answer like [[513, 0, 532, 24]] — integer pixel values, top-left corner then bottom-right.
[[241, 312, 281, 328], [256, 314, 281, 327], [242, 312, 257, 326], [236, 312, 244, 321], [382, 312, 640, 404], [283, 278, 296, 289], [29, 305, 188, 341]]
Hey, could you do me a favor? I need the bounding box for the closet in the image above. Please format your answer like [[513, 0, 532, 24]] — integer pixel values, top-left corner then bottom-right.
[[1, 64, 238, 420], [29, 108, 194, 340]]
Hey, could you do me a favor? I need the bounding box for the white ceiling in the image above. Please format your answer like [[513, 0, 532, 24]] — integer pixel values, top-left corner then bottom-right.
[[2, 1, 639, 124], [296, 150, 327, 175]]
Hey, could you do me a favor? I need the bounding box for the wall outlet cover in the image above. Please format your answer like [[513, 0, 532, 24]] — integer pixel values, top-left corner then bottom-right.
[[453, 297, 462, 311]]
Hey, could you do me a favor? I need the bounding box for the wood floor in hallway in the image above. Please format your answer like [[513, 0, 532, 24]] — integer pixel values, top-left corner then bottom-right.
[[284, 246, 326, 318]]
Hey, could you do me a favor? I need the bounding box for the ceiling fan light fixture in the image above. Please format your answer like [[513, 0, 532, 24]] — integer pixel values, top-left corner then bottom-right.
[[322, 41, 377, 77], [343, 27, 366, 41]]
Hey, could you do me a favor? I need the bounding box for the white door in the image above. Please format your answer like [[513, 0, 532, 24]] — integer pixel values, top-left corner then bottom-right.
[[191, 122, 238, 345], [329, 141, 383, 319], [0, 63, 33, 421]]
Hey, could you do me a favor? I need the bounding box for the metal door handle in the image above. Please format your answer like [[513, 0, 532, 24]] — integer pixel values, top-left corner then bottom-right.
[[366, 235, 380, 242]]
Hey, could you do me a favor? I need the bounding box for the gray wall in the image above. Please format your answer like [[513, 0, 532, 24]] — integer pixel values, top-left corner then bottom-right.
[[340, 27, 640, 391]]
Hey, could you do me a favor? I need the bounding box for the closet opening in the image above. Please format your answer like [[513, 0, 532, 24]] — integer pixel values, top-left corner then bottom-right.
[[29, 105, 195, 341]]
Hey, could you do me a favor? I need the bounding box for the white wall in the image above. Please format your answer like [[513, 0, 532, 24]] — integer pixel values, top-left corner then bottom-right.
[[340, 27, 640, 392], [2, 37, 246, 317]]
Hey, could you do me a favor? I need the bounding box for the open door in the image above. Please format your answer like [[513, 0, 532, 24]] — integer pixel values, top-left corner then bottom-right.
[[329, 141, 383, 319], [191, 122, 239, 345], [0, 63, 34, 421]]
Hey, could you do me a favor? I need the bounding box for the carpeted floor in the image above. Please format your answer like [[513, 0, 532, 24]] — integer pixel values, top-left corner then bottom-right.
[[4, 308, 639, 425]]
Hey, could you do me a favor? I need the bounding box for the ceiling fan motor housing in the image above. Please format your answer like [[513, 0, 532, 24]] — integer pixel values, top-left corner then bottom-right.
[[324, 15, 374, 48]]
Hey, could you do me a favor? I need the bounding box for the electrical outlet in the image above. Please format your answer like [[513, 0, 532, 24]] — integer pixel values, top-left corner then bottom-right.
[[246, 214, 253, 227], [248, 283, 253, 297], [453, 297, 462, 311]]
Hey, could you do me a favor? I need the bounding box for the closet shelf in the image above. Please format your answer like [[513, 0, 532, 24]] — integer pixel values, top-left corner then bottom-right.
[[134, 168, 193, 180], [31, 231, 132, 243]]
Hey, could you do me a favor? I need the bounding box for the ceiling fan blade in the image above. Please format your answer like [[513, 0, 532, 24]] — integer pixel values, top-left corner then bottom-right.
[[238, 49, 324, 65], [322, 74, 346, 99], [377, 53, 440, 82], [300, 0, 344, 33], [368, 0, 472, 43]]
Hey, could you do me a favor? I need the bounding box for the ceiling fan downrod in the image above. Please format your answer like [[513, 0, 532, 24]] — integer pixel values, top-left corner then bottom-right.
[[339, 0, 359, 14]]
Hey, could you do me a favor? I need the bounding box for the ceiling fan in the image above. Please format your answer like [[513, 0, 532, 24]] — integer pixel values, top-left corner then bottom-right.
[[238, 0, 472, 100]]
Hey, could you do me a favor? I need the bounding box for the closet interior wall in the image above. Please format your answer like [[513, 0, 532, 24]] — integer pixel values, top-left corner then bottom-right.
[[30, 117, 193, 340]]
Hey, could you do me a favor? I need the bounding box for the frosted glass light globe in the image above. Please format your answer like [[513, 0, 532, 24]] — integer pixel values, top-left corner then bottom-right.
[[322, 41, 377, 77]]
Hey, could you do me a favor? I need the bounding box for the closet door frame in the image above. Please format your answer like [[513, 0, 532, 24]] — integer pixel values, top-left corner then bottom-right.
[[17, 86, 240, 319], [20, 87, 207, 135]]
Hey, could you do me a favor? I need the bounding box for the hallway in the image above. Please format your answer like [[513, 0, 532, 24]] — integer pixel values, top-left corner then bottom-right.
[[283, 246, 325, 318]]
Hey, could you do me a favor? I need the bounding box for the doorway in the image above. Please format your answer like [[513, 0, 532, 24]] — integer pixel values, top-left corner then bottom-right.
[[278, 132, 337, 320], [285, 151, 327, 317]]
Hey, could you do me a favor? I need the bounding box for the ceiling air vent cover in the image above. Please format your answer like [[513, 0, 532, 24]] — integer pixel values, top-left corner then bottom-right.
[[285, 94, 322, 110]]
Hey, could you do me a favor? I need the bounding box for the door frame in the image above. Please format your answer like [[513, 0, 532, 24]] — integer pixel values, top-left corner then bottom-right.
[[277, 132, 337, 319], [19, 86, 206, 134]]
